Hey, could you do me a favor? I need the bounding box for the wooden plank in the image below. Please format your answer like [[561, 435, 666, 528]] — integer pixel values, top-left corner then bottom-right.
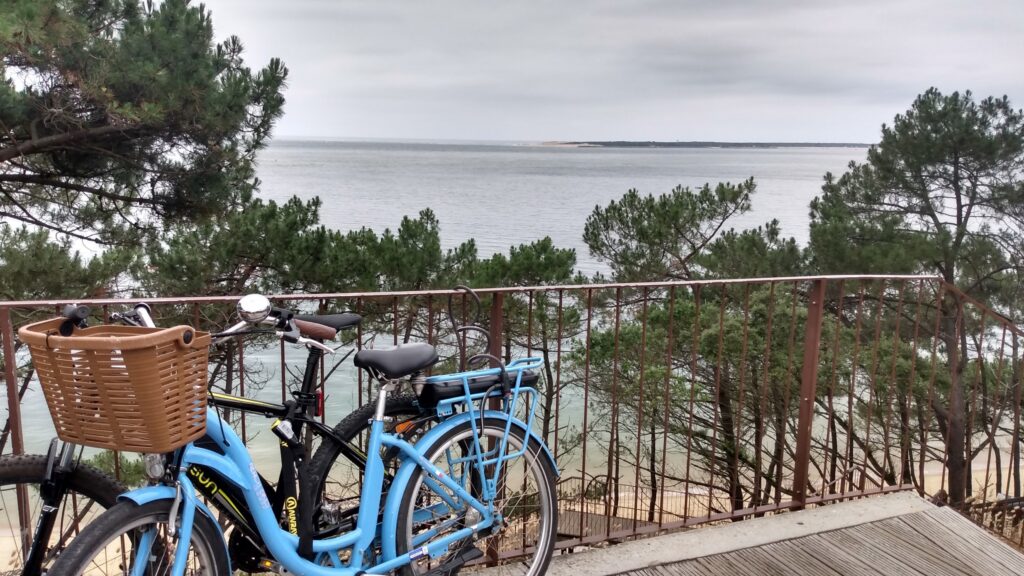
[[614, 504, 1024, 576], [760, 541, 846, 575], [693, 554, 758, 576], [854, 516, 978, 575], [918, 507, 1024, 575], [646, 561, 707, 576], [823, 526, 935, 576], [795, 533, 892, 576], [727, 545, 805, 576]]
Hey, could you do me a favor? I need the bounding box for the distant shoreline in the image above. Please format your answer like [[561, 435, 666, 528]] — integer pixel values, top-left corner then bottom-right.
[[544, 141, 871, 149]]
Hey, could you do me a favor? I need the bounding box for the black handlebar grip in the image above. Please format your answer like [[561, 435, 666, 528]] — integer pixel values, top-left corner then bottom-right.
[[271, 306, 294, 319], [62, 304, 90, 322], [58, 304, 89, 336]]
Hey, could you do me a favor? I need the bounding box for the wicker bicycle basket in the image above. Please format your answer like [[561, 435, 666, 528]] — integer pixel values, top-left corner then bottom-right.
[[18, 317, 211, 453]]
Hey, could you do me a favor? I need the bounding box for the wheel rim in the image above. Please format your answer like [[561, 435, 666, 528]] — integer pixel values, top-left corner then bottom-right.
[[70, 511, 218, 576], [401, 425, 554, 576]]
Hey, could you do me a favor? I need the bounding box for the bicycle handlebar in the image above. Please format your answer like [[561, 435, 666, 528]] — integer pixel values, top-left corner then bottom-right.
[[111, 296, 335, 355]]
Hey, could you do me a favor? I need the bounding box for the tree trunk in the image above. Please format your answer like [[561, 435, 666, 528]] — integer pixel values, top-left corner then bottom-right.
[[943, 300, 967, 505]]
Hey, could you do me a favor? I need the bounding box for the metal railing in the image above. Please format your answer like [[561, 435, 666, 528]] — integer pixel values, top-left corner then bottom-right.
[[2, 274, 1022, 554]]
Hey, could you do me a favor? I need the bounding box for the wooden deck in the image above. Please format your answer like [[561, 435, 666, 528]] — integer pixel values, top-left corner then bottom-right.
[[527, 493, 1024, 576], [621, 507, 1024, 576]]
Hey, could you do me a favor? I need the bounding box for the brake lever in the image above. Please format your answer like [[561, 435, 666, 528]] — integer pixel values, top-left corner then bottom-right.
[[296, 336, 335, 354]]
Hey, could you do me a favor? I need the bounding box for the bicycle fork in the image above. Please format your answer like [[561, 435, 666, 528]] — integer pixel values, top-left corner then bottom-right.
[[23, 440, 76, 576], [132, 477, 202, 576]]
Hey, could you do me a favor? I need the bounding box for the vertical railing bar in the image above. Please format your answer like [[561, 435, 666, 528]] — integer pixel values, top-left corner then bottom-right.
[[1010, 334, 1022, 498], [905, 279, 926, 494], [423, 294, 435, 377], [606, 287, 622, 537], [658, 285, 676, 527], [553, 290, 564, 460], [706, 283, 727, 520], [239, 335, 246, 443], [926, 282, 948, 493], [683, 285, 701, 521], [984, 319, 1009, 502], [631, 287, 649, 532], [966, 307, 991, 500], [356, 298, 364, 410], [318, 298, 327, 423], [821, 279, 845, 497], [483, 292, 505, 566], [1, 307, 31, 554], [879, 282, 907, 487], [392, 296, 399, 346], [459, 294, 468, 370], [965, 309, 987, 501], [103, 304, 122, 485], [527, 291, 534, 357], [280, 331, 287, 405], [842, 282, 867, 495], [792, 278, 826, 510], [426, 294, 435, 349], [755, 281, 777, 509], [857, 281, 887, 492], [776, 281, 800, 505], [733, 284, 752, 514], [577, 288, 593, 548]]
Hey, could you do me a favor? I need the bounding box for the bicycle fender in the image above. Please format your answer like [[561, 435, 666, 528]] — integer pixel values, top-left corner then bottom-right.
[[379, 410, 558, 561], [118, 485, 225, 524], [118, 485, 231, 568]]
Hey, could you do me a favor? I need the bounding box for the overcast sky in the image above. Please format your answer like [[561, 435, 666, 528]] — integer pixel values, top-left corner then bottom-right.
[[199, 0, 1024, 143]]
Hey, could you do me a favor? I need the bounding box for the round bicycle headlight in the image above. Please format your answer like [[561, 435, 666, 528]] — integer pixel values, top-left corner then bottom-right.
[[143, 453, 166, 482]]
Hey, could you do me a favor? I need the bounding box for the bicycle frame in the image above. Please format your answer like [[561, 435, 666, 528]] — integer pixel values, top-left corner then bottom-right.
[[119, 387, 540, 576]]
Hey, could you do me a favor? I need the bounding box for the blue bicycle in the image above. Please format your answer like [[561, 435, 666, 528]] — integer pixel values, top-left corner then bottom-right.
[[42, 292, 558, 576]]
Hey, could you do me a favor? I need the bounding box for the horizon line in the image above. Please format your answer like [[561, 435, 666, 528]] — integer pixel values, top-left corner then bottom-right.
[[269, 135, 874, 147]]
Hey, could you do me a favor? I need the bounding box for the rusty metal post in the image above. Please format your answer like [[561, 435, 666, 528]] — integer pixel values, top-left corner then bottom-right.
[[1, 308, 31, 552], [485, 292, 504, 565], [792, 279, 827, 510], [488, 293, 504, 365], [0, 309, 25, 457]]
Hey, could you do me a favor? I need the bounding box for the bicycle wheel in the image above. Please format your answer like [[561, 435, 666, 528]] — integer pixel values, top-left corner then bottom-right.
[[395, 417, 557, 576], [47, 499, 228, 576], [307, 394, 429, 528], [0, 454, 124, 576]]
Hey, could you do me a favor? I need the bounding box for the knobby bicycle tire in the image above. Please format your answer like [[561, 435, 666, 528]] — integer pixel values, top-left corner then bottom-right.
[[0, 454, 124, 576]]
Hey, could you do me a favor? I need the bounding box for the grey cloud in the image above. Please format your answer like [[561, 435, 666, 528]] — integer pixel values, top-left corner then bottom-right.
[[201, 0, 1024, 141]]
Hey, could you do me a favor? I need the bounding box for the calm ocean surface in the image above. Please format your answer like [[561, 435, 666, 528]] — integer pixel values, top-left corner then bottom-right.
[[255, 140, 867, 276]]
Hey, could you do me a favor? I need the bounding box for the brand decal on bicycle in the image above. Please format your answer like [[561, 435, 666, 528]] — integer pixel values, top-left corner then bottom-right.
[[250, 462, 271, 510], [409, 546, 430, 560], [284, 496, 299, 534]]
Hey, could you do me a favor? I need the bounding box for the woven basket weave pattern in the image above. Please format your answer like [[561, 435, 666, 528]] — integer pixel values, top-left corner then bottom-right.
[[20, 318, 210, 453]]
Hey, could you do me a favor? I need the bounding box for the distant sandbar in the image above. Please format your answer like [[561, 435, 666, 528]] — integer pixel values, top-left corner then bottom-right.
[[543, 141, 870, 149]]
